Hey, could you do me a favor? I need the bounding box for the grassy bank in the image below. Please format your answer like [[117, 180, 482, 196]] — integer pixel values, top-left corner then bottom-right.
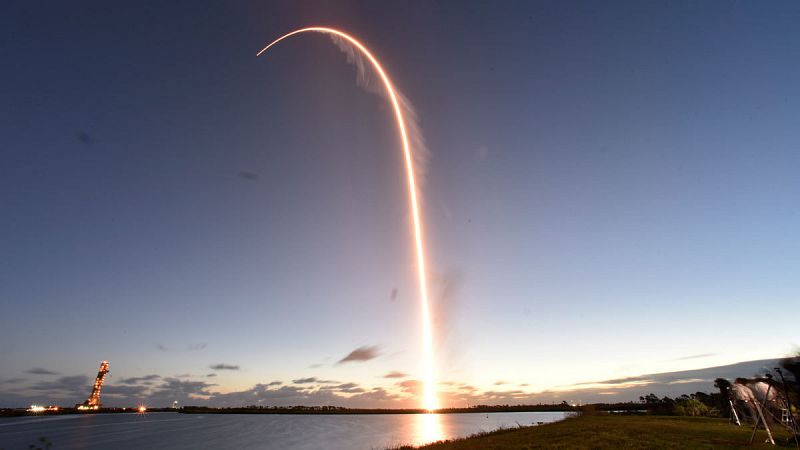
[[408, 415, 795, 449]]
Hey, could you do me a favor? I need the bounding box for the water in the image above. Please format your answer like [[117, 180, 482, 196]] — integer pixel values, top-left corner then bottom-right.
[[0, 411, 569, 449]]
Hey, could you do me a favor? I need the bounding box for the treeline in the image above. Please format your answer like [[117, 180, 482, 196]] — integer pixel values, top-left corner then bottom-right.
[[585, 392, 729, 417], [442, 403, 574, 413], [180, 403, 573, 415], [639, 392, 727, 416], [775, 355, 800, 414]]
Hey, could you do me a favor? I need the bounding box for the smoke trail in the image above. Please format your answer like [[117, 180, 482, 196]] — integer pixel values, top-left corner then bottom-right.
[[330, 36, 431, 186]]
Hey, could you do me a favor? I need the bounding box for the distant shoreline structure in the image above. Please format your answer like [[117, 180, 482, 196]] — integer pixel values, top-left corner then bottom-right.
[[0, 404, 577, 418], [179, 404, 577, 415]]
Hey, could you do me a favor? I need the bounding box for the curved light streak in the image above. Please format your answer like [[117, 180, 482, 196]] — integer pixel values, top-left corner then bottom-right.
[[257, 27, 438, 411]]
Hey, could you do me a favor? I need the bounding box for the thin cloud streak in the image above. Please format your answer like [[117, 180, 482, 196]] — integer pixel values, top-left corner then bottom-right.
[[383, 371, 408, 379], [674, 353, 716, 361], [210, 363, 240, 371], [337, 345, 380, 364], [26, 368, 60, 375]]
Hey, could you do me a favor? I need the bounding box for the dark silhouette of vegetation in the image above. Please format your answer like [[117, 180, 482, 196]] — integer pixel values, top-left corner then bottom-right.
[[27, 437, 52, 450], [714, 377, 734, 417], [780, 355, 800, 412], [632, 392, 722, 416], [180, 403, 574, 415]]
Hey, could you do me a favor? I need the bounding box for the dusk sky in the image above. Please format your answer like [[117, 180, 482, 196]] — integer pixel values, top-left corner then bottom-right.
[[2, 1, 799, 408]]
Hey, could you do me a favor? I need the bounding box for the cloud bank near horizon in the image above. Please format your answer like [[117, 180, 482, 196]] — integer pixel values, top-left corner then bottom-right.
[[0, 359, 780, 408]]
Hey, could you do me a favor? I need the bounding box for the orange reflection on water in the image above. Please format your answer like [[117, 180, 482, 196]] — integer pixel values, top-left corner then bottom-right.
[[414, 413, 444, 446]]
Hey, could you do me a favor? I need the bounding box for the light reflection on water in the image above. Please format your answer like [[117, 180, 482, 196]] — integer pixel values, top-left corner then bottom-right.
[[415, 413, 444, 445]]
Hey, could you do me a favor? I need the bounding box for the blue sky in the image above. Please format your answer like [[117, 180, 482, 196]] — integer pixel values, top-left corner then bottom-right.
[[1, 0, 799, 407]]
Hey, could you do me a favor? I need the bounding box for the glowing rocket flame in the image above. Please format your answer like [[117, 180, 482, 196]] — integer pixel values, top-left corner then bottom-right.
[[258, 27, 438, 411]]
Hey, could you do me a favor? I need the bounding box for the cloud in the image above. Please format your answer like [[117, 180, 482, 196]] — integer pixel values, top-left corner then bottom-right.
[[317, 382, 365, 394], [568, 375, 651, 388], [335, 382, 362, 393], [77, 130, 92, 145], [210, 382, 401, 409], [117, 375, 161, 385], [308, 363, 323, 369], [494, 381, 508, 386], [345, 387, 402, 407], [29, 375, 90, 398], [26, 368, 59, 375], [188, 343, 208, 351], [210, 363, 240, 371], [667, 378, 708, 385], [482, 389, 525, 397], [149, 378, 217, 403], [292, 377, 338, 385], [1, 359, 779, 409], [212, 384, 338, 408], [337, 345, 380, 364], [397, 379, 422, 395], [383, 371, 408, 379], [206, 373, 217, 378], [2, 374, 399, 409], [540, 358, 781, 404], [103, 384, 150, 398], [1, 378, 26, 384], [674, 353, 716, 361]]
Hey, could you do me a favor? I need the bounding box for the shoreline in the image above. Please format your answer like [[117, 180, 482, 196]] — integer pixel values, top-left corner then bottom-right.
[[0, 406, 571, 418], [179, 405, 573, 415], [405, 414, 793, 449]]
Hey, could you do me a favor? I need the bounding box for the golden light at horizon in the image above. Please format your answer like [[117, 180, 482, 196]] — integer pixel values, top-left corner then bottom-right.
[[257, 27, 439, 411]]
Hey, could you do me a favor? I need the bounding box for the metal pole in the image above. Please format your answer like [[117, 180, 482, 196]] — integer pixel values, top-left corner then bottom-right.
[[730, 399, 742, 426], [775, 368, 800, 449], [750, 382, 775, 445]]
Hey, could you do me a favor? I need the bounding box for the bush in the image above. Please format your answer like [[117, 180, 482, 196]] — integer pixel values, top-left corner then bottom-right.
[[676, 398, 709, 416]]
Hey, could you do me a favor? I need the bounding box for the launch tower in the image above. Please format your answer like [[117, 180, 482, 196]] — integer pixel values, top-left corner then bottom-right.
[[76, 361, 109, 410]]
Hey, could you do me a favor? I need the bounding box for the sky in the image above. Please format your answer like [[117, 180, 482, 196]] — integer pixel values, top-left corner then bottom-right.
[[1, 0, 799, 408]]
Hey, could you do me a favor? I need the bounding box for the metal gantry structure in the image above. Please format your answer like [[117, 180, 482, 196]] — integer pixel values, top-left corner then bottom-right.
[[77, 361, 109, 410]]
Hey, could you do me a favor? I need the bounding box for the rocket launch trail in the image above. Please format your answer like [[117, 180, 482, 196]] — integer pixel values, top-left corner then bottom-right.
[[257, 27, 439, 411]]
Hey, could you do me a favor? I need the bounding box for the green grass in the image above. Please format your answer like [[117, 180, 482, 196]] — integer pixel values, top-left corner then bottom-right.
[[403, 415, 796, 449]]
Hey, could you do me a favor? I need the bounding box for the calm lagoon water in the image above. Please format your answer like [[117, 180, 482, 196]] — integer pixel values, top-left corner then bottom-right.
[[0, 411, 569, 449]]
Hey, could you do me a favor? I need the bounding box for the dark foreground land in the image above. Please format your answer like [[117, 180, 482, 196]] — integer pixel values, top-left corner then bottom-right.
[[408, 415, 796, 449]]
